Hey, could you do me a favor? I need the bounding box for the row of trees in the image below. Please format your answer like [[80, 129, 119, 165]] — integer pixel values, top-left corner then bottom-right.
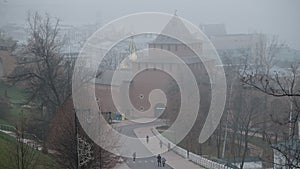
[[3, 10, 299, 169], [163, 34, 299, 168], [240, 35, 300, 168], [6, 12, 120, 169]]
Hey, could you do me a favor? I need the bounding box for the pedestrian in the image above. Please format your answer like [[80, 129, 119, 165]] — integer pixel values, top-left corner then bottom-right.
[[168, 142, 171, 151], [159, 140, 163, 148], [133, 152, 136, 161], [162, 157, 166, 167], [157, 154, 161, 167], [146, 135, 149, 143]]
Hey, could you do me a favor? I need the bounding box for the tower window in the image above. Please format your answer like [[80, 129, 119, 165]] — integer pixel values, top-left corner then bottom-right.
[[139, 94, 144, 99]]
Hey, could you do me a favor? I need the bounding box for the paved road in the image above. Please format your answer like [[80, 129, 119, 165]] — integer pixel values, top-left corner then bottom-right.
[[118, 120, 161, 137], [117, 120, 173, 169], [114, 119, 205, 169], [125, 157, 172, 169]]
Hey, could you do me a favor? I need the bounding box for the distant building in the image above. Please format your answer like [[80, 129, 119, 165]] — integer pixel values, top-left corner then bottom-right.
[[210, 33, 260, 51], [0, 36, 17, 79], [200, 24, 259, 51], [0, 36, 17, 51], [200, 24, 300, 66], [199, 24, 227, 36], [0, 24, 27, 43]]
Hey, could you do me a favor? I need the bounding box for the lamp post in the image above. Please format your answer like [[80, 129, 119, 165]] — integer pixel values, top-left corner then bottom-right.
[[108, 112, 112, 124], [215, 64, 240, 158], [73, 108, 80, 169], [289, 83, 296, 139], [286, 67, 298, 139], [96, 98, 103, 169]]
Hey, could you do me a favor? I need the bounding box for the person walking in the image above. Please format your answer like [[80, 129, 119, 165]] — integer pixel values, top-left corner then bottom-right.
[[187, 150, 190, 159], [157, 154, 162, 167], [159, 140, 163, 148], [146, 135, 149, 143], [162, 157, 166, 167], [133, 152, 136, 161]]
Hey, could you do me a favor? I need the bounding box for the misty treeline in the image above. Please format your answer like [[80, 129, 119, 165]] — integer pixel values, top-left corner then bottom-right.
[[4, 9, 299, 169], [163, 34, 300, 168], [7, 12, 120, 169]]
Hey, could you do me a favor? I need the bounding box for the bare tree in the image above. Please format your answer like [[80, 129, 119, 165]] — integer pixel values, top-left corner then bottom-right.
[[6, 12, 75, 153], [241, 34, 300, 168], [9, 11, 73, 116], [7, 111, 39, 169], [48, 98, 120, 169], [230, 86, 263, 169]]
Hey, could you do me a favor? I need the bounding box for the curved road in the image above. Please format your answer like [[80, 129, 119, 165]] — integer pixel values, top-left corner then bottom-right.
[[117, 120, 173, 169]]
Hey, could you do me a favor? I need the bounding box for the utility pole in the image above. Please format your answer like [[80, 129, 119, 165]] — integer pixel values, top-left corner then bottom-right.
[[97, 98, 102, 169], [289, 97, 293, 139], [222, 111, 229, 158], [74, 108, 80, 169], [219, 64, 237, 158], [288, 79, 296, 139]]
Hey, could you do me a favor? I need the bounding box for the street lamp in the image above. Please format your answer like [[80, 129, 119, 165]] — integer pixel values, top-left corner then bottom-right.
[[96, 98, 103, 169], [215, 64, 240, 158], [73, 108, 80, 169], [289, 83, 296, 139], [108, 112, 112, 124]]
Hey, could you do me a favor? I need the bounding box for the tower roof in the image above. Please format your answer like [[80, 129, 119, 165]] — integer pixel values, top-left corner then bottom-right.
[[129, 36, 137, 61], [152, 14, 198, 44]]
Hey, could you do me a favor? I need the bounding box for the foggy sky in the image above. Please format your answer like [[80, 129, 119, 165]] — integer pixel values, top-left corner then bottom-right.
[[0, 0, 299, 50]]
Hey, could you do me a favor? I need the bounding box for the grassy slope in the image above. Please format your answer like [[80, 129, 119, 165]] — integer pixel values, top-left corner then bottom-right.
[[0, 82, 57, 168], [0, 131, 15, 168], [0, 131, 56, 169], [0, 81, 27, 125]]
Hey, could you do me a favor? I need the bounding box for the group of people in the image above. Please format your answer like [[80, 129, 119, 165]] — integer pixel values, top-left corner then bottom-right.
[[146, 135, 163, 149], [131, 135, 168, 167], [132, 153, 167, 167], [157, 154, 166, 167]]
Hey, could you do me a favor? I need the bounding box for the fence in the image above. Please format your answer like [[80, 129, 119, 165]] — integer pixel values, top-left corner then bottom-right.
[[0, 124, 16, 132], [0, 123, 43, 151], [151, 127, 233, 169]]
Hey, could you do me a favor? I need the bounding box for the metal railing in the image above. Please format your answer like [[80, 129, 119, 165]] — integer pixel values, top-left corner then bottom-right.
[[151, 127, 233, 169], [0, 124, 16, 132]]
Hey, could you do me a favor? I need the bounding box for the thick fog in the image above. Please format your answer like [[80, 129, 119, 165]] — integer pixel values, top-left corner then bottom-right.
[[0, 0, 299, 49]]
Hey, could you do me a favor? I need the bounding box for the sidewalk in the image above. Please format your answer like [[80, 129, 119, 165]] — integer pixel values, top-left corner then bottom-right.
[[114, 162, 131, 169], [134, 126, 205, 169], [112, 120, 135, 128]]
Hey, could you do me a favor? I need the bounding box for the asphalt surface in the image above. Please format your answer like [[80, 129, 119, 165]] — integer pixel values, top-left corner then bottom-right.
[[125, 156, 172, 169], [118, 121, 173, 169]]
